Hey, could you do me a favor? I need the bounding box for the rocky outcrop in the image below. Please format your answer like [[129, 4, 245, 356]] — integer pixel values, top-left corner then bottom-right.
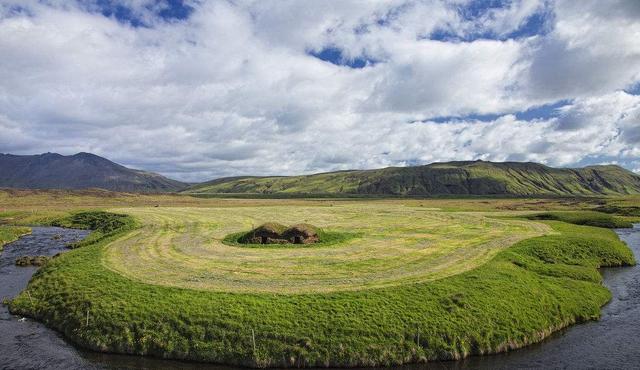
[[15, 255, 50, 267]]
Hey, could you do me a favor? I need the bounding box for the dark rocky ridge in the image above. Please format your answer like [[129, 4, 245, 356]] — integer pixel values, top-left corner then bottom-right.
[[0, 152, 186, 193]]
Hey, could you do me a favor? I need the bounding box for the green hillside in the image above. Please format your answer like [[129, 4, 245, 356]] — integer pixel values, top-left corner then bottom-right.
[[183, 161, 640, 196]]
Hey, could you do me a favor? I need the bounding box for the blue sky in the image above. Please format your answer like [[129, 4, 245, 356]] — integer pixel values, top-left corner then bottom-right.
[[0, 0, 639, 181], [89, 0, 193, 26], [308, 47, 376, 69]]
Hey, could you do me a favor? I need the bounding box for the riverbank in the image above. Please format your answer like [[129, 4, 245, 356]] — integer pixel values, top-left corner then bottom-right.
[[449, 224, 640, 369], [7, 210, 636, 368], [0, 226, 31, 253], [0, 226, 91, 369]]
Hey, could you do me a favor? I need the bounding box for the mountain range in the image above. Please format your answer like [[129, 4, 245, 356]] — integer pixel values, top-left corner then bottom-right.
[[184, 161, 640, 197], [0, 152, 186, 193], [2, 152, 640, 196]]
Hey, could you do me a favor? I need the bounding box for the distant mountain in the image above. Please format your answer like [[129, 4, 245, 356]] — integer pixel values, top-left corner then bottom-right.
[[183, 161, 640, 196], [0, 152, 187, 193]]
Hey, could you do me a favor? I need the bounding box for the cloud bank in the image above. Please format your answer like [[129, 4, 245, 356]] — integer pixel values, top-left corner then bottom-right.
[[0, 0, 639, 181]]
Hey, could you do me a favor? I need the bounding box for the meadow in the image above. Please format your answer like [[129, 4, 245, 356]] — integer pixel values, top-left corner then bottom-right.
[[102, 205, 549, 293], [1, 189, 638, 367]]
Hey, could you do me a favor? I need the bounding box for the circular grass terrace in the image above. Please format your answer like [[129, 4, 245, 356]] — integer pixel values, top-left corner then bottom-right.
[[9, 204, 636, 367], [100, 205, 548, 293]]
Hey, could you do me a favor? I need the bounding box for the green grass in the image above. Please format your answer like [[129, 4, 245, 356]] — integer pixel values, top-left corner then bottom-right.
[[98, 206, 548, 293], [0, 225, 31, 253], [526, 211, 633, 228], [595, 205, 640, 218], [8, 209, 635, 367]]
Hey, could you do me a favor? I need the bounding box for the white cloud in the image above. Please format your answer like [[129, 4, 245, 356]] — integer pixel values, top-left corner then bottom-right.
[[0, 0, 638, 181], [525, 0, 640, 100], [365, 38, 527, 116]]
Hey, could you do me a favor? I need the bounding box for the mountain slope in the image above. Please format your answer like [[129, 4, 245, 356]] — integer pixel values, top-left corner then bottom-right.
[[0, 152, 187, 192], [183, 161, 640, 196]]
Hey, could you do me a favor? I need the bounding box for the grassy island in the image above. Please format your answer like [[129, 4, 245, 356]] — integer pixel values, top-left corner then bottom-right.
[[4, 196, 636, 367]]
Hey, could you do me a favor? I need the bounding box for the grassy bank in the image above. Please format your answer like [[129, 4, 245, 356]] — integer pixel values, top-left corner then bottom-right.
[[525, 211, 633, 228], [8, 208, 635, 367], [0, 225, 31, 253], [49, 211, 136, 248]]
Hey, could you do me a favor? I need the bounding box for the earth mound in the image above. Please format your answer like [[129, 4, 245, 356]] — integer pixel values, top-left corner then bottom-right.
[[239, 222, 319, 244]]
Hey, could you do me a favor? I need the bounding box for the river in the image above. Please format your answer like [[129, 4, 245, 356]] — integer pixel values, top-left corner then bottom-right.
[[1, 225, 639, 370]]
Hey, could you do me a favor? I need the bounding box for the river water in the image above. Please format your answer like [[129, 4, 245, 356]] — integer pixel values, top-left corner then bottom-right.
[[0, 225, 639, 370]]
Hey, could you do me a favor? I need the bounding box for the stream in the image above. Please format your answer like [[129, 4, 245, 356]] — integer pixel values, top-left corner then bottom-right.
[[0, 225, 639, 370]]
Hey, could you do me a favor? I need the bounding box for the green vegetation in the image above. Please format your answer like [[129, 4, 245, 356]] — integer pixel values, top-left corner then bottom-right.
[[2, 191, 637, 367], [8, 211, 635, 367], [526, 211, 633, 228], [0, 225, 31, 253], [251, 222, 288, 235], [183, 161, 640, 197], [594, 205, 640, 217], [0, 187, 610, 214], [50, 211, 136, 248], [5, 198, 636, 367], [99, 206, 548, 293]]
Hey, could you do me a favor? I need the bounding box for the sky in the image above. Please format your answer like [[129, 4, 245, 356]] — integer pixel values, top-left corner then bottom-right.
[[0, 0, 639, 182]]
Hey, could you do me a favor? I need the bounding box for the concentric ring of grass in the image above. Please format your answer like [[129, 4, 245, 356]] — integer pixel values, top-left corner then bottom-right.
[[100, 204, 550, 293]]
